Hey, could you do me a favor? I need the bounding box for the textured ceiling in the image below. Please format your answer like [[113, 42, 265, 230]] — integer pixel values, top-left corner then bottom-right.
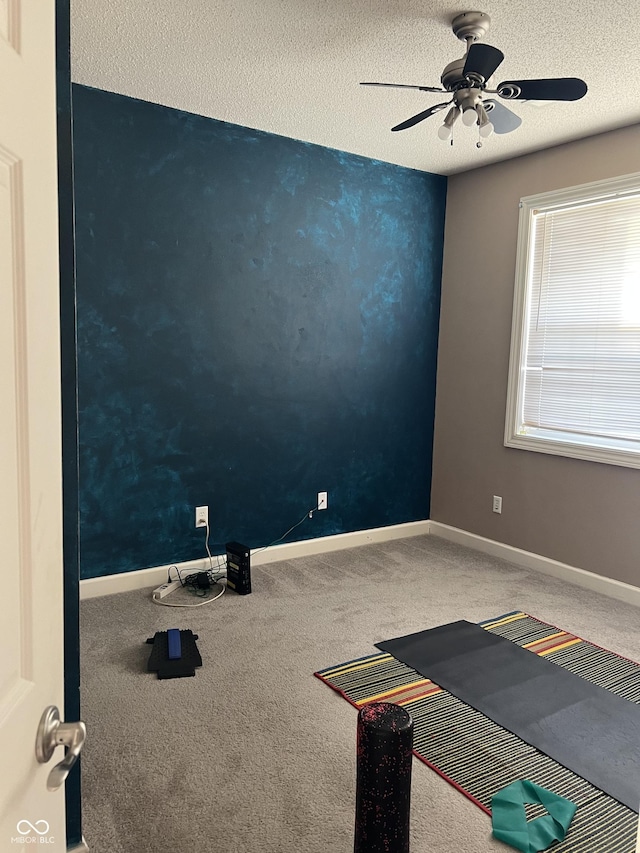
[[70, 0, 640, 176]]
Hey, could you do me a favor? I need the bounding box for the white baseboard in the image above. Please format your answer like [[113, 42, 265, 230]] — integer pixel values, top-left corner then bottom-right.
[[429, 521, 640, 608], [249, 519, 431, 564], [79, 555, 217, 600], [79, 520, 432, 600]]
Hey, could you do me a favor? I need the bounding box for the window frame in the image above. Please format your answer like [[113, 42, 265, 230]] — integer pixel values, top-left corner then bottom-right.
[[504, 170, 640, 470]]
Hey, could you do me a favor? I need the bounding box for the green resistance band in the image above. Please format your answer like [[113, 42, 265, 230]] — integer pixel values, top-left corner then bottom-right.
[[491, 779, 577, 853]]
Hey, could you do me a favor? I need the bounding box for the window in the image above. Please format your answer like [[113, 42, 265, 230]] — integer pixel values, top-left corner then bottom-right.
[[505, 172, 640, 468]]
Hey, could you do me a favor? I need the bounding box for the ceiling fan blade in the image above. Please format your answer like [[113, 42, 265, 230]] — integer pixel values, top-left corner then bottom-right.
[[391, 101, 451, 132], [483, 99, 522, 134], [360, 81, 445, 93], [462, 43, 504, 81], [497, 78, 588, 101]]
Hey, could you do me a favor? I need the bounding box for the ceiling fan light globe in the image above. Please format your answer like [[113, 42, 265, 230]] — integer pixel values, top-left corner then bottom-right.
[[462, 107, 477, 126], [437, 124, 452, 140], [479, 121, 494, 137]]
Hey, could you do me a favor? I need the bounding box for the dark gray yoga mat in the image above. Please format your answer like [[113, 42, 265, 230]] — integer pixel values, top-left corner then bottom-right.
[[376, 620, 640, 811]]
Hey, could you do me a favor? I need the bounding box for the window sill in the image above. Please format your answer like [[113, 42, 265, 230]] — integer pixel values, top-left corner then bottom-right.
[[504, 430, 640, 470]]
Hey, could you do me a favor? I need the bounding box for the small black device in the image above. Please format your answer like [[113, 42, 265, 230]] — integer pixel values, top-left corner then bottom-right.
[[146, 629, 202, 679], [225, 541, 251, 595], [196, 571, 211, 590]]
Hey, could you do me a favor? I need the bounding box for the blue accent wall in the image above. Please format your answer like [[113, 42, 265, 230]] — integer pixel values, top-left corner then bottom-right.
[[72, 85, 446, 579]]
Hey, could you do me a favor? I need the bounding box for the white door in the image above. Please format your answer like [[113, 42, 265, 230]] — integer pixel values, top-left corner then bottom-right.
[[0, 1, 69, 849]]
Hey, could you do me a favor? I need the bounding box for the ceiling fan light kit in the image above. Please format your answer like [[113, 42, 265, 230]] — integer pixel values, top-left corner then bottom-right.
[[437, 105, 460, 140], [361, 10, 587, 149]]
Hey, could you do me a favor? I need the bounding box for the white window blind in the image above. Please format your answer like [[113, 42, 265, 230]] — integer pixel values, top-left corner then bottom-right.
[[505, 172, 640, 468]]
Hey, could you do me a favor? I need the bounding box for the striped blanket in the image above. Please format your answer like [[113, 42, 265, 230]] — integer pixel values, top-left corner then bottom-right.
[[315, 611, 639, 852]]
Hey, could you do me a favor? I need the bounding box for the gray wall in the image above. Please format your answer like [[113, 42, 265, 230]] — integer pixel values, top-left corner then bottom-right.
[[431, 123, 640, 587]]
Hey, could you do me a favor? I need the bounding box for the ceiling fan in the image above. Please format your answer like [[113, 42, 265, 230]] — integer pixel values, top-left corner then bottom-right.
[[361, 11, 587, 145]]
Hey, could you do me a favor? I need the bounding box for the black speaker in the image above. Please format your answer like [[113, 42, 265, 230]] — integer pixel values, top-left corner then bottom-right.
[[225, 541, 251, 595]]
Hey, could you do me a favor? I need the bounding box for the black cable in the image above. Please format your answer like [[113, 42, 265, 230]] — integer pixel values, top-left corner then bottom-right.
[[168, 564, 186, 586], [252, 504, 319, 556], [168, 560, 226, 597]]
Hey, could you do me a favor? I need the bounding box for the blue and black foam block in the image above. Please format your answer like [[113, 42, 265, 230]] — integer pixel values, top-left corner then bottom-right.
[[146, 629, 202, 679]]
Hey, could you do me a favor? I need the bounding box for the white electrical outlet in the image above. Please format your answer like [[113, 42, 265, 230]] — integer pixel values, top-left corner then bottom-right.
[[195, 505, 209, 528], [317, 491, 328, 510], [492, 495, 503, 514]]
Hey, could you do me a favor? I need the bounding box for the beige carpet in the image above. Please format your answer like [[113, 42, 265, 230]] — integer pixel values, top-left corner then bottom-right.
[[79, 533, 640, 852]]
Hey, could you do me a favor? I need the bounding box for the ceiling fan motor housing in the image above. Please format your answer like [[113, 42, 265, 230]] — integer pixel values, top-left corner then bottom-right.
[[440, 58, 467, 90], [441, 58, 484, 117]]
